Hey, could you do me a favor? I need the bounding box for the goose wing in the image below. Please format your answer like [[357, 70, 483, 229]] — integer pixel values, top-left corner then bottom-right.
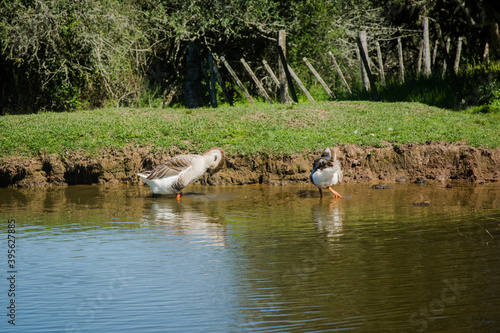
[[331, 159, 343, 183], [146, 155, 196, 180]]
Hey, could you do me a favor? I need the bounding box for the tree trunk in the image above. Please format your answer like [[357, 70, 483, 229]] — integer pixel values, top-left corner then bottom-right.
[[185, 41, 204, 109]]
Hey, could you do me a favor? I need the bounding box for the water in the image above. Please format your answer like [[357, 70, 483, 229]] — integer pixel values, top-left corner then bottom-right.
[[1, 182, 499, 332]]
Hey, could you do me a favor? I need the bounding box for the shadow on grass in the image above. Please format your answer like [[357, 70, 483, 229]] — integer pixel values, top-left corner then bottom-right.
[[341, 63, 500, 112]]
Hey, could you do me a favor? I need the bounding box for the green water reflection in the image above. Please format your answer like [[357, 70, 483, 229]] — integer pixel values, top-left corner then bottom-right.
[[0, 182, 499, 332]]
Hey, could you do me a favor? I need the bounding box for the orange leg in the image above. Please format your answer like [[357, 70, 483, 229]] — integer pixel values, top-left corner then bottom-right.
[[327, 187, 345, 199], [176, 192, 183, 200]]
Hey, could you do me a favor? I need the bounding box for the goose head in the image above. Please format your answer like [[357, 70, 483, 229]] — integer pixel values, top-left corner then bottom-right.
[[321, 147, 332, 159], [321, 147, 339, 161], [204, 147, 225, 175]]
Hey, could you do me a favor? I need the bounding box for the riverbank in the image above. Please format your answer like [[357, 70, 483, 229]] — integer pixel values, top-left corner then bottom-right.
[[1, 102, 499, 187], [1, 141, 499, 187]]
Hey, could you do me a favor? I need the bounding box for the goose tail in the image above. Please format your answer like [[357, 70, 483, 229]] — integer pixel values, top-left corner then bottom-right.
[[137, 171, 151, 180]]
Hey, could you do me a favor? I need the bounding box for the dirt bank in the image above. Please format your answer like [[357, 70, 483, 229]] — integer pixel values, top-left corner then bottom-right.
[[1, 142, 499, 188]]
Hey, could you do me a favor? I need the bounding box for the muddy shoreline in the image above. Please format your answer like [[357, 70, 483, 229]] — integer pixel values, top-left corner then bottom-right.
[[1, 142, 499, 188]]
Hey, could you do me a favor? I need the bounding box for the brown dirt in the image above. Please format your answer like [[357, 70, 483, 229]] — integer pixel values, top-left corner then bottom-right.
[[1, 142, 499, 188]]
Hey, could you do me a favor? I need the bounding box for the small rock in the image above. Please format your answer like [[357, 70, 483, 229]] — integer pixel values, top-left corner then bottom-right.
[[414, 177, 427, 184], [413, 201, 431, 207], [372, 184, 392, 189], [396, 177, 407, 182], [446, 184, 453, 188]]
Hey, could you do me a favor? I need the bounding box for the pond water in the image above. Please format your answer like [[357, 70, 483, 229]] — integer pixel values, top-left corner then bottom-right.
[[1, 182, 499, 332]]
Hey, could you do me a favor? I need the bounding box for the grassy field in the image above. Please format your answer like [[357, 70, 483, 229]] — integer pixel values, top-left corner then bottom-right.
[[1, 101, 499, 158]]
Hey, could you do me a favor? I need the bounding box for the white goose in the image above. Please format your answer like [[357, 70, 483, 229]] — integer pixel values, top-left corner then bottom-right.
[[310, 147, 345, 199], [138, 148, 225, 198]]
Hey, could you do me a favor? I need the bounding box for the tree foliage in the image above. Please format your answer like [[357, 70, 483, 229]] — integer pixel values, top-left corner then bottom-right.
[[0, 0, 152, 112], [383, 0, 500, 60], [0, 0, 498, 113]]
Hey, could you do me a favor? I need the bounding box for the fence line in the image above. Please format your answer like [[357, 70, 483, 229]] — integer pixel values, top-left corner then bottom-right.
[[191, 21, 468, 107]]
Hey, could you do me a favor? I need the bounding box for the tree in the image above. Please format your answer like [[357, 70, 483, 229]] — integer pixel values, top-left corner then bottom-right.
[[384, 0, 500, 61]]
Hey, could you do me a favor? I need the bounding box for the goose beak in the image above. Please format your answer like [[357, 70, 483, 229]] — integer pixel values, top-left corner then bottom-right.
[[209, 167, 221, 176], [209, 159, 225, 175]]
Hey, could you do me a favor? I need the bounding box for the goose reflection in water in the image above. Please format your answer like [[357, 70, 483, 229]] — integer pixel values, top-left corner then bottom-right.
[[313, 202, 344, 242], [143, 199, 226, 246]]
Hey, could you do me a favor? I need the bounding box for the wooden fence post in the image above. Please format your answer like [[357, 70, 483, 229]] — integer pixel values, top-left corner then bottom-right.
[[240, 58, 272, 104], [303, 57, 335, 99], [397, 37, 405, 83], [357, 31, 370, 91], [454, 37, 463, 74], [212, 54, 233, 106], [262, 60, 280, 86], [483, 42, 490, 64], [432, 39, 439, 68], [417, 40, 423, 73], [423, 17, 431, 76], [277, 30, 291, 103], [207, 52, 217, 108], [356, 34, 379, 101], [220, 56, 255, 104], [375, 41, 385, 86], [328, 51, 352, 95], [277, 45, 298, 103], [442, 37, 450, 76], [287, 64, 315, 102]]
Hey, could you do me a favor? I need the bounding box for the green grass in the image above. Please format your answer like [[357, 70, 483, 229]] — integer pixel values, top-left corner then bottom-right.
[[0, 101, 499, 158]]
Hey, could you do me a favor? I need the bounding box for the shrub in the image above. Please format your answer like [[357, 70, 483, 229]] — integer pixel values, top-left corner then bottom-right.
[[0, 0, 148, 113]]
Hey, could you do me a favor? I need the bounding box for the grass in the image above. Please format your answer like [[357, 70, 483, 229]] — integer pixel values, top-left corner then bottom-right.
[[0, 101, 499, 159]]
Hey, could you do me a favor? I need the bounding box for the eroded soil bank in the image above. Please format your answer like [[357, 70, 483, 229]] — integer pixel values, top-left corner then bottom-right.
[[1, 142, 499, 188]]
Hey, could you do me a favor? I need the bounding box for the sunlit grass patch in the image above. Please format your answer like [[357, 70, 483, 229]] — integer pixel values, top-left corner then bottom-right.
[[0, 101, 499, 159]]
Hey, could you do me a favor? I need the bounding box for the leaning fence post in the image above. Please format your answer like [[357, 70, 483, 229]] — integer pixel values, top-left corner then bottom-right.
[[328, 51, 352, 95], [262, 60, 280, 86], [220, 56, 255, 104], [287, 64, 315, 102], [212, 53, 233, 106], [303, 57, 335, 99], [240, 58, 272, 104]]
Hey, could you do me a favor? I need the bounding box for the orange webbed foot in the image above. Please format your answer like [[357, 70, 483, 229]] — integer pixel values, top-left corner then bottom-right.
[[327, 187, 345, 199]]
